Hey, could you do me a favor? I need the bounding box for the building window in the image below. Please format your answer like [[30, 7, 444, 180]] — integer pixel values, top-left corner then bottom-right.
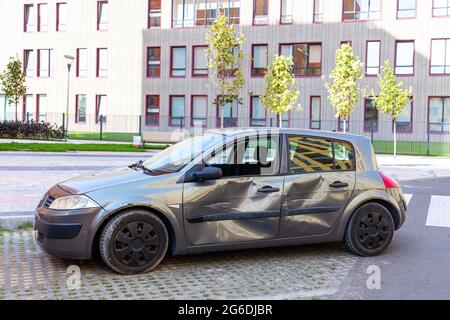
[[429, 97, 450, 133], [171, 47, 186, 77], [431, 39, 450, 75], [433, 0, 450, 16], [366, 41, 381, 76], [76, 95, 87, 123], [253, 0, 268, 25], [96, 95, 107, 123], [191, 95, 208, 127], [338, 116, 349, 131], [77, 49, 88, 77], [251, 44, 268, 77], [172, 0, 240, 28], [281, 0, 293, 24], [38, 3, 48, 32], [38, 49, 53, 77], [170, 95, 185, 127], [397, 0, 416, 19], [23, 94, 35, 121], [96, 48, 108, 77], [364, 98, 378, 132], [314, 0, 324, 22], [395, 99, 413, 133], [192, 46, 208, 77], [24, 4, 35, 32], [395, 41, 414, 75], [146, 95, 160, 126], [147, 47, 161, 77], [280, 43, 322, 76], [24, 50, 34, 77], [97, 1, 108, 30], [217, 97, 238, 127], [57, 2, 68, 31], [148, 0, 161, 28], [37, 94, 47, 122], [310, 96, 321, 130], [342, 0, 381, 21], [250, 96, 266, 127]]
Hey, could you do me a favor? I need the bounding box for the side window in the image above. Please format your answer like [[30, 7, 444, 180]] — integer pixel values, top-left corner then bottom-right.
[[333, 140, 355, 171], [288, 136, 355, 174], [205, 135, 279, 177]]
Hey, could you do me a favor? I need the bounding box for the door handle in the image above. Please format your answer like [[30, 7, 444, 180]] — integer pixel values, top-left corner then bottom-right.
[[257, 186, 281, 194], [329, 181, 349, 188]]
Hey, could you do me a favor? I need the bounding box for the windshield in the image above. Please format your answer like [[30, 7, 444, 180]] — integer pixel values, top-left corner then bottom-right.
[[141, 133, 224, 175]]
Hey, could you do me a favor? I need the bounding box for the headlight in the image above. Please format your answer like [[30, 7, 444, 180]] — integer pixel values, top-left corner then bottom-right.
[[49, 195, 100, 211]]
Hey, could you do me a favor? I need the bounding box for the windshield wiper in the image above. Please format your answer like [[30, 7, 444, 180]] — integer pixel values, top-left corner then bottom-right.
[[129, 160, 153, 175]]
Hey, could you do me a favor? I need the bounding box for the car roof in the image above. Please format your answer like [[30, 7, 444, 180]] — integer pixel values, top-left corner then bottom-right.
[[205, 127, 371, 145]]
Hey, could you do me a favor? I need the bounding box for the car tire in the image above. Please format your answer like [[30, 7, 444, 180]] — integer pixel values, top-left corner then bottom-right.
[[99, 209, 168, 274], [344, 203, 395, 257]]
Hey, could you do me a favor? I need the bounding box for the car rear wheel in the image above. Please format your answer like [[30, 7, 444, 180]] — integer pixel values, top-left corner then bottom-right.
[[99, 209, 168, 274], [344, 203, 395, 257]]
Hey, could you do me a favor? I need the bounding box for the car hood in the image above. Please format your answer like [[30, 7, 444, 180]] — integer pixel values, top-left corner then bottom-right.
[[58, 166, 149, 194]]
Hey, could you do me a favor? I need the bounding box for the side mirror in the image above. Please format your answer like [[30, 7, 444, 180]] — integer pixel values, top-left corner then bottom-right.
[[192, 166, 222, 182]]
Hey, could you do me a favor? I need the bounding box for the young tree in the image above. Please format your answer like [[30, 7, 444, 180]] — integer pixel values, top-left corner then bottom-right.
[[371, 60, 413, 157], [261, 55, 300, 128], [206, 14, 245, 129], [325, 44, 364, 133], [0, 57, 27, 121]]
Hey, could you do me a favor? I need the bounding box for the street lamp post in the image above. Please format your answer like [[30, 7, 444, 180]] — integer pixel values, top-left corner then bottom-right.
[[64, 55, 75, 142]]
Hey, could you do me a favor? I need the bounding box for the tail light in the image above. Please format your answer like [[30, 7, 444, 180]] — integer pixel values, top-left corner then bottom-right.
[[380, 172, 400, 189]]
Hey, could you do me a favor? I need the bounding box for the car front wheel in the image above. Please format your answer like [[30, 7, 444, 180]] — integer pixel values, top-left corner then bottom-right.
[[99, 209, 168, 274], [344, 203, 395, 257]]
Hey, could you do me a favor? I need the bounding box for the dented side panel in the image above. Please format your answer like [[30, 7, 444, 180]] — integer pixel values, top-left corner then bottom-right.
[[183, 176, 284, 246], [280, 171, 356, 237]]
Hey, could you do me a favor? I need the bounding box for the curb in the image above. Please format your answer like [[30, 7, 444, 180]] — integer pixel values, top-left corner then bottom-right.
[[0, 212, 35, 230]]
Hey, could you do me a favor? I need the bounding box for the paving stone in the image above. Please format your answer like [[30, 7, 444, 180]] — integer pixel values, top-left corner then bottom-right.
[[0, 230, 358, 300]]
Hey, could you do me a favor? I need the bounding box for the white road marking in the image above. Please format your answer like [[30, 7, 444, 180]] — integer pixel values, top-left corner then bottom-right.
[[426, 196, 450, 228], [404, 194, 412, 206]]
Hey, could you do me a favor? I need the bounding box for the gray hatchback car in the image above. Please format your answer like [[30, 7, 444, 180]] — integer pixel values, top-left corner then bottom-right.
[[35, 128, 407, 274]]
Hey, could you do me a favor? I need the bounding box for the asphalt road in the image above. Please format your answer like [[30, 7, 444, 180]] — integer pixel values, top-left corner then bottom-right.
[[334, 177, 450, 299]]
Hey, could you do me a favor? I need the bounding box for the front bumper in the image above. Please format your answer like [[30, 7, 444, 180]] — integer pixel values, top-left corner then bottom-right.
[[34, 186, 104, 260]]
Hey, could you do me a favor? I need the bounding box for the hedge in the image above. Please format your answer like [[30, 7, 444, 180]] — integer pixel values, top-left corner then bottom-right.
[[0, 120, 65, 140]]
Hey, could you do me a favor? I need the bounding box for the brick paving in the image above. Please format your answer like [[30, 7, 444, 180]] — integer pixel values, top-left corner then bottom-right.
[[0, 230, 357, 300]]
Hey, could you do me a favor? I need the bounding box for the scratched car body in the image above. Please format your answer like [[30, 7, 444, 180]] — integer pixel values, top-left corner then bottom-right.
[[35, 128, 407, 274]]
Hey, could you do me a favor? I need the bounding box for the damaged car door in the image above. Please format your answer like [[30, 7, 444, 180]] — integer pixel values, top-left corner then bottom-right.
[[280, 135, 356, 238], [183, 134, 283, 246]]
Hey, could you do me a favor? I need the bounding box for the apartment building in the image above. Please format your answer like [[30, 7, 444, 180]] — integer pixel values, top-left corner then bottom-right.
[[0, 0, 449, 143]]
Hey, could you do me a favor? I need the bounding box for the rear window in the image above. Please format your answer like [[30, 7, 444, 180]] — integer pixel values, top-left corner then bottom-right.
[[288, 136, 355, 174]]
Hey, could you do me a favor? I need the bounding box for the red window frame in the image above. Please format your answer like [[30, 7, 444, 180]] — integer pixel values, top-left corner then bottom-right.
[[309, 96, 321, 130], [192, 46, 209, 77], [147, 47, 161, 78], [97, 1, 108, 31], [148, 0, 162, 28], [96, 48, 108, 78], [37, 3, 48, 32], [24, 4, 34, 32], [251, 44, 268, 77], [191, 95, 208, 127], [145, 95, 160, 126], [365, 40, 381, 76], [56, 2, 67, 31], [250, 96, 267, 127], [253, 0, 269, 26], [170, 46, 187, 78], [95, 95, 107, 123], [394, 40, 415, 76], [279, 42, 323, 77], [169, 95, 186, 127], [75, 94, 87, 123]]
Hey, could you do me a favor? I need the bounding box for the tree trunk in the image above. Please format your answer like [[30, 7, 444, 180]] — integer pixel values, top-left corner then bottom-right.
[[279, 113, 283, 128], [343, 119, 347, 134], [220, 94, 224, 129], [393, 119, 397, 158], [15, 100, 18, 122]]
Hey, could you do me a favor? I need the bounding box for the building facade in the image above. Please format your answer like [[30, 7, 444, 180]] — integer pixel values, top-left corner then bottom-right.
[[1, 0, 449, 144]]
